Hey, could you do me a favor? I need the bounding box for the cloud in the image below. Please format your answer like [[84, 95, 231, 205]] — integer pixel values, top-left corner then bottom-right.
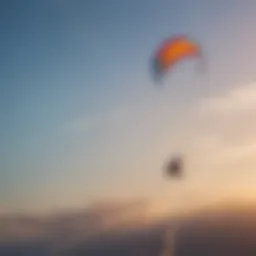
[[198, 83, 256, 115], [194, 82, 256, 142], [189, 82, 256, 175], [64, 109, 127, 134], [218, 139, 256, 160], [0, 198, 154, 245]]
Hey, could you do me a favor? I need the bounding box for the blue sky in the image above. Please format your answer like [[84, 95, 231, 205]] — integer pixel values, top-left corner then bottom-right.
[[2, 0, 256, 213]]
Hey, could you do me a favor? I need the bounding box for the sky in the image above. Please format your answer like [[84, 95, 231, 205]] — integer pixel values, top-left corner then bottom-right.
[[2, 0, 256, 213]]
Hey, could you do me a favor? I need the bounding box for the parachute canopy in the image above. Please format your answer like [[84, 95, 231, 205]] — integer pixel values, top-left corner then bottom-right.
[[152, 35, 202, 81]]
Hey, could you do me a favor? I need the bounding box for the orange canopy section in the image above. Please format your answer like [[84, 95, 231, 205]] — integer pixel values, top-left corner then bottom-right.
[[152, 35, 202, 79]]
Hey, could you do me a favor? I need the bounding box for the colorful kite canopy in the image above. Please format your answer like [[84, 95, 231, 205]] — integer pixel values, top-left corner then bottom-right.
[[152, 35, 203, 81]]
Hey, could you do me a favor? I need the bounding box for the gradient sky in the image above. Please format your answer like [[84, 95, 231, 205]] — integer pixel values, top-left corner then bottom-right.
[[2, 0, 256, 213]]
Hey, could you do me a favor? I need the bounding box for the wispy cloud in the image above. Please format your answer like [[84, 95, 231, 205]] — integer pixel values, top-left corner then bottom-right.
[[64, 107, 131, 134], [0, 198, 153, 244], [191, 82, 256, 173], [198, 83, 256, 115]]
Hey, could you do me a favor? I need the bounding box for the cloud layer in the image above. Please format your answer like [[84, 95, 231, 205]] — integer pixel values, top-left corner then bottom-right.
[[192, 82, 256, 182], [198, 83, 256, 114]]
